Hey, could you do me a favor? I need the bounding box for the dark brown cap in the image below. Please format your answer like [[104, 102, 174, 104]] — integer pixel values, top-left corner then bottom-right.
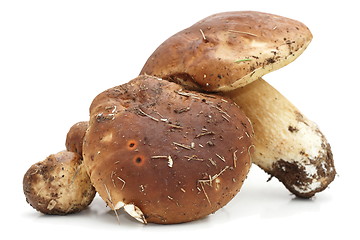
[[141, 11, 312, 92], [83, 75, 253, 224], [65, 121, 89, 156]]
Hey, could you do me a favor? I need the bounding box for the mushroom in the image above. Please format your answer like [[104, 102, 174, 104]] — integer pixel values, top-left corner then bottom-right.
[[140, 11, 335, 198], [141, 11, 312, 92], [23, 151, 96, 215], [65, 121, 89, 156], [82, 75, 253, 224]]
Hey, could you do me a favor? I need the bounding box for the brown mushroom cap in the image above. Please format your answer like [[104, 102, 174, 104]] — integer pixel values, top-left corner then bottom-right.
[[23, 151, 96, 215], [141, 11, 312, 92], [65, 121, 89, 156], [83, 75, 253, 224]]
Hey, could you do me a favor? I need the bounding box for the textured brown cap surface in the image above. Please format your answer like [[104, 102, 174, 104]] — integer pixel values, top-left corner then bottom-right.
[[65, 121, 89, 156], [141, 11, 312, 92], [83, 75, 253, 224]]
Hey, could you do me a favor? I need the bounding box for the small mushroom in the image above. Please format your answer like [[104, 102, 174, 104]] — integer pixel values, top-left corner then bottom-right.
[[140, 11, 335, 198], [83, 75, 253, 224], [65, 121, 89, 156], [23, 151, 96, 215]]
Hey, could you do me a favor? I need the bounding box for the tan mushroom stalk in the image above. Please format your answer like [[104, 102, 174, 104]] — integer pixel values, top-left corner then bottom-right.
[[226, 79, 335, 197], [140, 11, 335, 198], [82, 75, 253, 224]]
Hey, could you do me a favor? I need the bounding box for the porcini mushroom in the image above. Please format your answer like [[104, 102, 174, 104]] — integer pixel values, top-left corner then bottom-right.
[[23, 151, 96, 215], [141, 11, 312, 92], [140, 11, 335, 198], [82, 75, 253, 224], [65, 121, 89, 156]]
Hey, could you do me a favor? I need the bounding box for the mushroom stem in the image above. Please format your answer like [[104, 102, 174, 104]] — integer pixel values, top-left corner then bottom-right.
[[224, 78, 336, 198]]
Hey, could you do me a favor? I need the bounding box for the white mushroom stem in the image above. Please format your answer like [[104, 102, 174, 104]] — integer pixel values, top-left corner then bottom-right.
[[224, 78, 335, 198]]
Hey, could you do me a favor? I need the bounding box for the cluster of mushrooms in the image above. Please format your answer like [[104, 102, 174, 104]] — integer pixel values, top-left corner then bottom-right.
[[23, 11, 336, 224]]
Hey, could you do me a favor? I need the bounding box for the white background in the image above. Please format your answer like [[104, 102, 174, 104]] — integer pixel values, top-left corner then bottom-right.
[[1, 0, 359, 239]]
